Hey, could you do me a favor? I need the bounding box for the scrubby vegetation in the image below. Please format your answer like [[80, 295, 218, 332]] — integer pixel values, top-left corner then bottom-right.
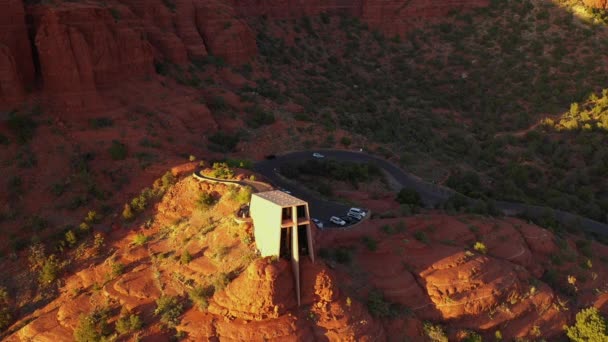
[[154, 296, 183, 328], [565, 307, 608, 341], [253, 0, 608, 223]]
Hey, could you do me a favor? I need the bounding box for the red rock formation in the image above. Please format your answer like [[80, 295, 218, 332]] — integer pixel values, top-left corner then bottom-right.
[[584, 0, 608, 9], [0, 45, 25, 107], [118, 0, 190, 64], [195, 1, 258, 65], [175, 0, 209, 59], [32, 4, 155, 109], [0, 0, 35, 107]]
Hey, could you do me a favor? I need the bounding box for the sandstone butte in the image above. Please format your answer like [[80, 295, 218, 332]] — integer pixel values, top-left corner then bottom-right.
[[2, 172, 607, 341], [0, 0, 488, 111]]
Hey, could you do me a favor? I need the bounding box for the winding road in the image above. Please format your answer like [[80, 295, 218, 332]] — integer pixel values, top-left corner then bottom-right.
[[253, 150, 608, 235]]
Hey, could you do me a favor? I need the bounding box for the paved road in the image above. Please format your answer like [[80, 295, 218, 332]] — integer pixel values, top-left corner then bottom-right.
[[254, 149, 608, 236], [254, 150, 452, 228]]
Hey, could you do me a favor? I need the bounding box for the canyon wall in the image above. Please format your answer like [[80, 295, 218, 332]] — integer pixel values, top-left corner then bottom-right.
[[0, 0, 488, 111], [0, 0, 35, 108]]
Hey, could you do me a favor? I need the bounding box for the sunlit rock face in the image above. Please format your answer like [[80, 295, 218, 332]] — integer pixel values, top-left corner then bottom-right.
[[583, 0, 608, 9]]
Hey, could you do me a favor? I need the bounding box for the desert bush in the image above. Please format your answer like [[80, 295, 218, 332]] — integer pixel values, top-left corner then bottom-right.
[[180, 250, 192, 265], [132, 233, 148, 246], [108, 140, 128, 160], [423, 322, 448, 342], [7, 110, 37, 144], [212, 272, 230, 292], [65, 230, 77, 247], [154, 296, 183, 328], [111, 262, 125, 277], [89, 117, 113, 129], [473, 241, 487, 254], [414, 231, 429, 244], [362, 236, 378, 251], [39, 255, 61, 286], [246, 106, 275, 128], [396, 188, 422, 207], [73, 307, 111, 342], [565, 307, 608, 341], [367, 289, 403, 318], [210, 162, 235, 179], [189, 285, 214, 311], [0, 287, 11, 330], [197, 192, 217, 210], [122, 204, 135, 221], [115, 313, 143, 335]]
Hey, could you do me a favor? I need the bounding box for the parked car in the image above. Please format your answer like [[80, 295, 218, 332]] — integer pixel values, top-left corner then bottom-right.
[[348, 207, 367, 217], [329, 216, 346, 226], [347, 211, 363, 221], [340, 216, 354, 224], [311, 218, 324, 229], [312, 152, 325, 158], [265, 154, 277, 160]]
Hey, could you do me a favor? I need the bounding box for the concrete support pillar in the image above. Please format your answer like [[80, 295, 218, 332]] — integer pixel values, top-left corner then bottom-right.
[[291, 205, 300, 306]]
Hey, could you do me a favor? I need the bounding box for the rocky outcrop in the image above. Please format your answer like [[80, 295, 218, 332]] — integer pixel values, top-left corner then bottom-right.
[[195, 1, 258, 65], [208, 258, 298, 320], [31, 4, 155, 109], [583, 0, 608, 9], [118, 0, 190, 64], [0, 0, 34, 107]]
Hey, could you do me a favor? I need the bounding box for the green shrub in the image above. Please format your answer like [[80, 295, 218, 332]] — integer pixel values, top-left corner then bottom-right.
[[0, 287, 11, 330], [340, 136, 352, 146], [423, 322, 448, 342], [122, 204, 135, 221], [89, 117, 113, 129], [132, 233, 148, 246], [210, 162, 235, 179], [189, 285, 214, 311], [197, 192, 217, 210], [414, 231, 429, 244], [366, 289, 403, 318], [213, 272, 230, 292], [180, 250, 192, 265], [7, 111, 37, 144], [65, 230, 77, 247], [473, 241, 487, 254], [115, 313, 143, 335], [565, 307, 608, 341], [111, 262, 125, 277], [154, 296, 183, 327], [246, 106, 275, 128], [108, 140, 128, 160], [362, 236, 378, 251], [73, 307, 111, 342], [462, 330, 483, 342], [39, 255, 61, 286], [396, 188, 422, 207]]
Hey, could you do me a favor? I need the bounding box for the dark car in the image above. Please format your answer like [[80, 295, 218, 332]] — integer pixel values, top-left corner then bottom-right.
[[341, 216, 354, 224], [265, 154, 277, 160]]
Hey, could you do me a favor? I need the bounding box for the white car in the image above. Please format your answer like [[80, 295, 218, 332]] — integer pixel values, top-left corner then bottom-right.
[[311, 218, 324, 229], [348, 207, 366, 217], [312, 152, 325, 158], [330, 216, 346, 226]]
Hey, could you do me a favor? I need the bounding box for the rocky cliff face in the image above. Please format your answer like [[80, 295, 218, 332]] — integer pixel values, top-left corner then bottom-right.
[[583, 0, 608, 9], [0, 0, 34, 107], [0, 0, 488, 111]]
